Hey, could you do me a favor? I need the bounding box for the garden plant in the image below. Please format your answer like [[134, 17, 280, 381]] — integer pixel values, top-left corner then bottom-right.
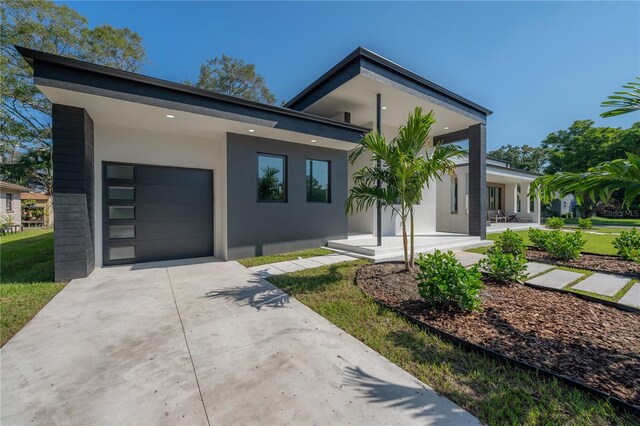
[[546, 217, 565, 229], [613, 228, 640, 263]]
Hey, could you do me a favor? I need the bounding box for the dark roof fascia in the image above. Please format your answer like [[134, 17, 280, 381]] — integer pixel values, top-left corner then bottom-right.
[[284, 47, 493, 117], [15, 46, 369, 143]]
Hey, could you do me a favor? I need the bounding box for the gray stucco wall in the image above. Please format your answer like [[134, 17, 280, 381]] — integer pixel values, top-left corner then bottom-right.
[[226, 133, 348, 259]]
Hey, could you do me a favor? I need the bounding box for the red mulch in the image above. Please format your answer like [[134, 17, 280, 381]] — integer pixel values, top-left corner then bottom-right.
[[525, 249, 640, 277], [355, 263, 640, 407]]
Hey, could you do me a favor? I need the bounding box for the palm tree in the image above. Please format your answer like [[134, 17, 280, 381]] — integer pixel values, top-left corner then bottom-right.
[[530, 152, 640, 213], [601, 78, 640, 118], [346, 107, 465, 269]]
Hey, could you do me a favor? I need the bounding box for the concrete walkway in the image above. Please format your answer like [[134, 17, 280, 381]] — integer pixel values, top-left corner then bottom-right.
[[248, 253, 356, 277], [454, 251, 639, 308], [1, 257, 478, 425]]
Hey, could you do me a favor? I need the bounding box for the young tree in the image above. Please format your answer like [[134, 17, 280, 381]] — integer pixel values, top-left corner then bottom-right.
[[346, 107, 463, 270], [1, 0, 146, 192], [189, 54, 276, 104]]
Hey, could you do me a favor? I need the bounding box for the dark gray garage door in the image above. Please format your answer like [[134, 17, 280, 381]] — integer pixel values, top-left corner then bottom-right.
[[102, 162, 213, 266]]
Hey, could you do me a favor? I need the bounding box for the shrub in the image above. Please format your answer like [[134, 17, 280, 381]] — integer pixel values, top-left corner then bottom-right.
[[545, 230, 585, 260], [528, 228, 550, 250], [546, 217, 564, 229], [578, 218, 592, 229], [479, 249, 528, 284], [415, 250, 483, 312], [613, 228, 640, 263], [493, 229, 525, 255]]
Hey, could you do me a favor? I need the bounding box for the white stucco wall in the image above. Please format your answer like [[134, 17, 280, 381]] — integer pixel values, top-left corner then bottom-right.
[[94, 123, 227, 266], [347, 149, 375, 235], [0, 189, 22, 225], [436, 168, 468, 234]]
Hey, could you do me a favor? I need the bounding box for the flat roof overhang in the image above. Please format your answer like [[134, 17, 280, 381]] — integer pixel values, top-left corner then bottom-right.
[[456, 163, 540, 183], [15, 46, 368, 148], [284, 47, 492, 129]]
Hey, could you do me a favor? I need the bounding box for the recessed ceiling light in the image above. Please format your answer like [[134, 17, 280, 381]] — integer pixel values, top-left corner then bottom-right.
[[444, 126, 449, 130], [248, 129, 255, 133], [166, 114, 174, 118], [311, 139, 317, 143], [381, 106, 387, 110]]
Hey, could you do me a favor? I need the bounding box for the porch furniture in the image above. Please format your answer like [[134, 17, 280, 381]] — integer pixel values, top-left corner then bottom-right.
[[23, 219, 45, 228], [488, 210, 507, 223], [1, 224, 22, 234], [517, 216, 534, 223], [507, 214, 518, 223]]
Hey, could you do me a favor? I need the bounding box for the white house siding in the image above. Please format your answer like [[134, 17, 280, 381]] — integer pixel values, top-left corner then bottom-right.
[[436, 168, 469, 234], [94, 123, 227, 266]]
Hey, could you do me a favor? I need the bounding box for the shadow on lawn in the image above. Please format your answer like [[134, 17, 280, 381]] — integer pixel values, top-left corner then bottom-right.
[[0, 232, 54, 283], [267, 263, 349, 294]]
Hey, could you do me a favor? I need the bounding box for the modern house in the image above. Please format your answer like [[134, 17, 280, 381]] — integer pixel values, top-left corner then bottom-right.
[[16, 45, 540, 281], [0, 180, 31, 229]]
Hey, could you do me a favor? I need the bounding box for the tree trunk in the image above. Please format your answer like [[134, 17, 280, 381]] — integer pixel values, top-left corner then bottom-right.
[[409, 208, 415, 269], [402, 221, 409, 270]]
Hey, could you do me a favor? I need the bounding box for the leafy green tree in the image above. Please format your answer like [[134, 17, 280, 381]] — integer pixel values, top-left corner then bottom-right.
[[346, 107, 463, 270], [257, 166, 284, 201], [488, 144, 547, 174], [1, 147, 52, 194], [189, 54, 276, 104], [601, 78, 640, 117], [1, 0, 146, 192]]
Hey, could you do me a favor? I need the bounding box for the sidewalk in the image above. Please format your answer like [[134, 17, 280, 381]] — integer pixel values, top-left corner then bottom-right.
[[248, 253, 357, 277]]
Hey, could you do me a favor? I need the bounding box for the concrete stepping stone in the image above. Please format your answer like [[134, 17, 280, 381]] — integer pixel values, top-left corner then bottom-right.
[[248, 264, 286, 277], [618, 283, 640, 308], [572, 273, 630, 297], [454, 251, 486, 267], [290, 258, 325, 269], [525, 262, 554, 278], [526, 269, 584, 290], [268, 261, 306, 273]]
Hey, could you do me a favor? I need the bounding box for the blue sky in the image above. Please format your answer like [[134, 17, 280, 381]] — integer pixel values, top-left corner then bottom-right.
[[60, 1, 639, 151]]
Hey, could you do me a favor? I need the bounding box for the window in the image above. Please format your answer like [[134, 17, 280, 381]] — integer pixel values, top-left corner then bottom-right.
[[6, 194, 12, 212], [487, 186, 502, 210], [108, 187, 134, 200], [109, 225, 135, 239], [257, 154, 286, 202], [516, 184, 522, 213], [109, 246, 135, 261], [107, 164, 134, 179], [109, 206, 135, 220], [306, 159, 330, 203], [450, 176, 458, 214]]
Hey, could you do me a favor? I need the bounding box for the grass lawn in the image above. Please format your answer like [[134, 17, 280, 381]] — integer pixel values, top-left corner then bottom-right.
[[1, 228, 63, 347], [237, 247, 333, 267], [484, 229, 618, 255], [268, 261, 635, 425], [563, 217, 640, 227]]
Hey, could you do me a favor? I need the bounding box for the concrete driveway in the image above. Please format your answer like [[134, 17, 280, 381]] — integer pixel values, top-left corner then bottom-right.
[[1, 258, 479, 425]]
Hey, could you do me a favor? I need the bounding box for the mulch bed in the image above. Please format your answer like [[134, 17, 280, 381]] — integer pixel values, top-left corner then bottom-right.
[[525, 249, 640, 278], [356, 263, 640, 408]]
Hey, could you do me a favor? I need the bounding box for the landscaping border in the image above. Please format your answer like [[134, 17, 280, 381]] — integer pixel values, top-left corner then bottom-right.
[[353, 272, 640, 417], [524, 250, 640, 279]]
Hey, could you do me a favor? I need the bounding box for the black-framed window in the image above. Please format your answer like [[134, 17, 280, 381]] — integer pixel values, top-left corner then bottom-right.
[[450, 176, 458, 214], [257, 154, 286, 202], [6, 194, 13, 212], [306, 159, 330, 203]]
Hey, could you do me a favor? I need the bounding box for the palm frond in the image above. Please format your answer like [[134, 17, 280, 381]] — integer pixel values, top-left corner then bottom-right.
[[600, 78, 640, 118]]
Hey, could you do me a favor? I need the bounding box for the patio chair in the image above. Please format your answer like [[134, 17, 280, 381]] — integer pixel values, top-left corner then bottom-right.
[[488, 210, 507, 223]]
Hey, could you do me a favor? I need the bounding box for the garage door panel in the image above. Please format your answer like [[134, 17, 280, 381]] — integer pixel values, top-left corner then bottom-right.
[[103, 162, 213, 265]]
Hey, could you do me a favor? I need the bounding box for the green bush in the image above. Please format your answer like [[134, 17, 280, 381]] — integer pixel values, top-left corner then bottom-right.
[[578, 218, 592, 229], [493, 229, 525, 255], [528, 228, 550, 249], [415, 250, 484, 312], [546, 217, 564, 229], [479, 249, 528, 284], [545, 230, 585, 260], [613, 228, 640, 263]]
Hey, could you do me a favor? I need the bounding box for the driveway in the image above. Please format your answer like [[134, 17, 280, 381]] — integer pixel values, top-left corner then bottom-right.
[[1, 258, 479, 425]]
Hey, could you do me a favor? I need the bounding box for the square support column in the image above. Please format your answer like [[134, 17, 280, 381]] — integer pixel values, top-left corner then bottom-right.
[[52, 104, 95, 281], [468, 123, 487, 239]]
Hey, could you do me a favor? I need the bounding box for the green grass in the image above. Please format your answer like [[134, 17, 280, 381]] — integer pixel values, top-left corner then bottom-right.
[[485, 229, 618, 255], [563, 217, 640, 227], [1, 228, 63, 347], [268, 261, 636, 425], [237, 247, 333, 267]]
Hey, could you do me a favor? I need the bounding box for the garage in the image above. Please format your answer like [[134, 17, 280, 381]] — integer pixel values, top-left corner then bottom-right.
[[102, 162, 213, 266]]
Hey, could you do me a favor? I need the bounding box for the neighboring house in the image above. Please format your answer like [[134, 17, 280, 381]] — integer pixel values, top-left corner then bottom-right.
[[0, 180, 31, 227], [550, 194, 576, 217], [21, 192, 53, 226], [17, 45, 539, 281]]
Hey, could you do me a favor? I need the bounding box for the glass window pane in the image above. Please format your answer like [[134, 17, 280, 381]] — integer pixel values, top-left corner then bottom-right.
[[109, 206, 135, 219], [306, 159, 330, 203], [108, 187, 134, 200], [109, 246, 135, 261], [257, 154, 286, 202], [109, 225, 135, 239], [107, 164, 134, 179], [450, 176, 458, 213]]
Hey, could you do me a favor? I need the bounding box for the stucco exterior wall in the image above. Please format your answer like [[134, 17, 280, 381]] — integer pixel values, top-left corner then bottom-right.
[[93, 123, 227, 265], [436, 168, 469, 234], [0, 189, 22, 225]]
